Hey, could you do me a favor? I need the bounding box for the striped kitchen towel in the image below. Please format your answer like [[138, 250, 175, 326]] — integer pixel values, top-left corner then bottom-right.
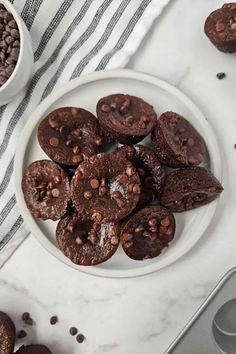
[[0, 0, 171, 267]]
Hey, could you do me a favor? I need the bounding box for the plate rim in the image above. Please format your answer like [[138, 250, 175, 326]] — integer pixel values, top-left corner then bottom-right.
[[14, 69, 223, 278]]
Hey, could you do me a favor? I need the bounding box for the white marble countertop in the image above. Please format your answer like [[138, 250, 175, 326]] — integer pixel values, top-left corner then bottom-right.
[[1, 0, 236, 353]]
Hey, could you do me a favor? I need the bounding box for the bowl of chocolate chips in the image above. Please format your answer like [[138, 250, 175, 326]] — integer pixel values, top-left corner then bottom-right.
[[0, 0, 33, 105]]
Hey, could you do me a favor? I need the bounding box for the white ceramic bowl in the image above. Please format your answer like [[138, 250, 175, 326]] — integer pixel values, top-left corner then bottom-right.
[[0, 0, 33, 106]]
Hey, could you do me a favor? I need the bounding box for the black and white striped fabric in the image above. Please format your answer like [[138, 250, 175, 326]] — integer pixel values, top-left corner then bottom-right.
[[0, 0, 170, 267]]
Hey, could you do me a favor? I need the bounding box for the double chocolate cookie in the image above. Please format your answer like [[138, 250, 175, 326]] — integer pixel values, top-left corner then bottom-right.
[[71, 152, 141, 222], [15, 345, 52, 354], [56, 210, 120, 265], [205, 3, 236, 53], [117, 145, 165, 205], [22, 160, 70, 220], [38, 107, 102, 167], [161, 166, 223, 212], [0, 311, 15, 354], [96, 94, 157, 144], [121, 206, 175, 260], [151, 112, 206, 167]]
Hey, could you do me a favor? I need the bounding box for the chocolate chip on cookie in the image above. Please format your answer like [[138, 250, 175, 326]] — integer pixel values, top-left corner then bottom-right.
[[96, 94, 157, 144]]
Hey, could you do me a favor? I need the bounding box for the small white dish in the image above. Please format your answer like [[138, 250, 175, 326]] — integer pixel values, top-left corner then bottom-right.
[[0, 0, 33, 106], [14, 69, 223, 278]]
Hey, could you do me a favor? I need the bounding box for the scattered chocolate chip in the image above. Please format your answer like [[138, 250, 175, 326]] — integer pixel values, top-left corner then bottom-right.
[[216, 72, 226, 80], [50, 316, 58, 325], [76, 334, 85, 343], [22, 312, 30, 321], [25, 317, 33, 326], [17, 330, 27, 339], [70, 327, 78, 336]]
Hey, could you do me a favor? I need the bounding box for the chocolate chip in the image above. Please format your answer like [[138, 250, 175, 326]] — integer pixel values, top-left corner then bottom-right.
[[76, 334, 85, 343], [216, 72, 226, 80], [132, 184, 141, 194], [126, 166, 134, 177], [88, 233, 97, 245], [111, 236, 119, 245], [25, 317, 33, 326], [72, 146, 80, 155], [187, 138, 194, 146], [51, 188, 60, 198], [99, 186, 107, 196], [160, 217, 170, 227], [92, 212, 102, 222], [120, 98, 130, 114], [72, 128, 81, 137], [140, 115, 149, 123], [95, 137, 103, 146], [134, 225, 144, 233], [50, 316, 58, 325], [149, 226, 158, 233], [10, 28, 19, 39], [54, 175, 61, 184], [148, 218, 157, 227], [49, 137, 59, 147], [119, 174, 129, 184], [22, 312, 30, 321], [159, 226, 167, 234], [67, 223, 74, 233], [101, 104, 110, 112], [17, 330, 27, 339], [48, 117, 58, 129], [123, 233, 133, 242], [143, 231, 151, 238], [70, 327, 78, 336], [112, 191, 122, 199], [72, 155, 82, 164], [84, 191, 92, 200], [90, 178, 100, 189], [75, 236, 83, 245]]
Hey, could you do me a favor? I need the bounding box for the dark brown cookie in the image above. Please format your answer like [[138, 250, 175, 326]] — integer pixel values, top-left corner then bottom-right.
[[15, 345, 52, 354], [56, 210, 120, 265], [116, 145, 165, 206], [0, 311, 15, 354], [161, 167, 223, 212], [121, 206, 175, 261], [71, 152, 141, 222], [22, 160, 70, 221], [204, 3, 236, 53], [96, 94, 157, 144], [38, 107, 103, 167], [151, 112, 206, 167]]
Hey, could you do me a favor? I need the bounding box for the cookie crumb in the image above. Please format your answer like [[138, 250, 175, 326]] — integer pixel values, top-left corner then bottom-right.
[[17, 330, 27, 339], [69, 327, 78, 336], [216, 72, 226, 80], [76, 333, 85, 343], [50, 316, 58, 325]]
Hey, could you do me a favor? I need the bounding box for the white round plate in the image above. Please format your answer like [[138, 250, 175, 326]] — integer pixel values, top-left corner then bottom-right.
[[14, 69, 222, 278]]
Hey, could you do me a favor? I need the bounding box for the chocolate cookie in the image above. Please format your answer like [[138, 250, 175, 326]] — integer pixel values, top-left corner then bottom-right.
[[38, 107, 103, 167], [71, 152, 141, 222], [161, 167, 223, 212], [96, 94, 157, 144], [117, 145, 165, 205], [151, 112, 206, 167], [56, 210, 120, 265], [121, 206, 175, 260], [204, 3, 236, 53], [15, 345, 52, 354], [22, 160, 70, 221], [0, 311, 15, 354]]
